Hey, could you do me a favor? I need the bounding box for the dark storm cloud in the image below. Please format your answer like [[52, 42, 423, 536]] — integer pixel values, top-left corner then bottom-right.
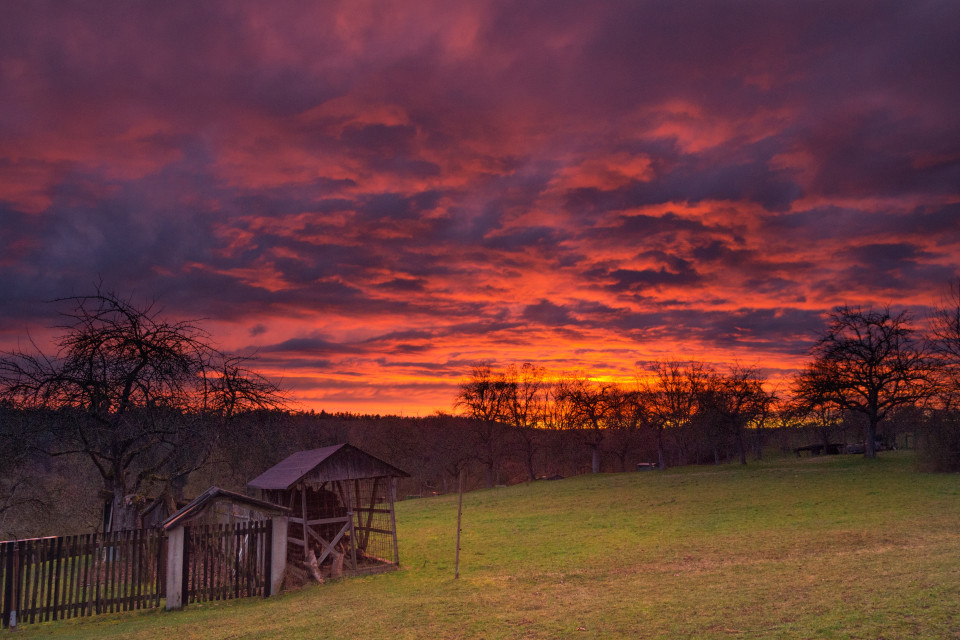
[[1, 0, 959, 411], [523, 300, 576, 327]]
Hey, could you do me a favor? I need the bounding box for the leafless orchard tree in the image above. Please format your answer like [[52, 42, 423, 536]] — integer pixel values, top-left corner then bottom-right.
[[557, 374, 615, 473], [0, 289, 285, 531], [502, 363, 548, 482], [455, 363, 511, 487], [641, 361, 708, 469], [794, 306, 931, 458], [699, 364, 770, 465], [930, 279, 960, 406], [605, 384, 646, 472]]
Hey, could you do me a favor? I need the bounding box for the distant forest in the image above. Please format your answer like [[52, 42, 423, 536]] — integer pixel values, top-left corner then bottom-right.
[[2, 283, 960, 540]]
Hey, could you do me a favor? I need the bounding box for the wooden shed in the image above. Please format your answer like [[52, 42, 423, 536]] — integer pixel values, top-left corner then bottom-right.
[[248, 443, 409, 580]]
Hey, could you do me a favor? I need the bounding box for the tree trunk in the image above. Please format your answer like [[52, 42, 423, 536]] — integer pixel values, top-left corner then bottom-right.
[[865, 418, 878, 458], [109, 490, 139, 532], [736, 425, 747, 465], [656, 428, 667, 470]]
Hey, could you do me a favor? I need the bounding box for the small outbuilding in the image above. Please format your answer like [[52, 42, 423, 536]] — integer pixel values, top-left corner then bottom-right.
[[248, 443, 409, 580], [162, 486, 290, 530]]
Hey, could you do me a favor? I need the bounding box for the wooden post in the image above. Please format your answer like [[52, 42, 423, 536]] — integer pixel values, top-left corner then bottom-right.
[[455, 468, 464, 579], [388, 477, 400, 566], [165, 526, 185, 610], [5, 541, 18, 629], [269, 517, 288, 596], [300, 484, 309, 564], [343, 481, 358, 570]]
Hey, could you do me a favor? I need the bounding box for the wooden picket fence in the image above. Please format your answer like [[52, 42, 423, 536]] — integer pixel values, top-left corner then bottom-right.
[[181, 520, 272, 605], [0, 528, 165, 628]]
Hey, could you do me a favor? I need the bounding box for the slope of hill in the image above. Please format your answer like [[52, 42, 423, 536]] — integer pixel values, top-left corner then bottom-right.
[[11, 452, 960, 639]]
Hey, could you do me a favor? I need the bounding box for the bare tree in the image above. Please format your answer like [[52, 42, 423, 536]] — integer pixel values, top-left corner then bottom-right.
[[930, 279, 960, 406], [0, 289, 285, 531], [795, 306, 930, 458], [641, 361, 707, 469], [558, 374, 614, 473], [699, 365, 769, 465], [605, 384, 646, 472], [502, 363, 548, 482], [455, 363, 510, 487]]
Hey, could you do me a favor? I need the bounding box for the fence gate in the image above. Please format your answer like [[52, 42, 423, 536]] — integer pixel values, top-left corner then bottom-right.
[[181, 520, 272, 605], [1, 529, 164, 628]]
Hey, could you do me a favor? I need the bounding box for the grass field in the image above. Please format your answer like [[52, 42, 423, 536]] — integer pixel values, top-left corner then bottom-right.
[[7, 452, 960, 639]]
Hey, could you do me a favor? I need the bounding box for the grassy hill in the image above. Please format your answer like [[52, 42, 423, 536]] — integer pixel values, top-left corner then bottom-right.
[[9, 452, 960, 639]]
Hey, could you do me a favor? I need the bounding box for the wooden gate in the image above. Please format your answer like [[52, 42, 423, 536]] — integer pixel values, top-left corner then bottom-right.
[[1, 529, 164, 628], [181, 520, 272, 605]]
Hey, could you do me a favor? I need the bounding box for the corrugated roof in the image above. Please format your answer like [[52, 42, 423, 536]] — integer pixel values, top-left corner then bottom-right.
[[247, 443, 409, 490], [162, 486, 289, 530]]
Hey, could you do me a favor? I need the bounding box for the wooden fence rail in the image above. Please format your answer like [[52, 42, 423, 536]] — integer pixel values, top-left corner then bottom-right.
[[1, 528, 165, 628]]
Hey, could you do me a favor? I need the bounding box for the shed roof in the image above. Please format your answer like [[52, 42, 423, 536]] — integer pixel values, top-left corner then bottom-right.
[[162, 486, 289, 530], [247, 443, 409, 491]]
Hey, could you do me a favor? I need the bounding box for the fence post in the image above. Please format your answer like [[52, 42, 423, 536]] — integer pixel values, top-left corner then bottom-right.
[[269, 517, 288, 597], [3, 541, 18, 629], [165, 526, 185, 610]]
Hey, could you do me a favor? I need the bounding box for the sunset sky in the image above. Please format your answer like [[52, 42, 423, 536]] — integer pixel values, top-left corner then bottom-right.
[[2, 1, 959, 414]]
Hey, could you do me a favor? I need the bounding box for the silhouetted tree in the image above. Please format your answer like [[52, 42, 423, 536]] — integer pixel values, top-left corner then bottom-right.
[[455, 363, 511, 487], [502, 363, 548, 481], [605, 384, 646, 471], [557, 374, 614, 473], [0, 289, 285, 531], [795, 306, 930, 458], [930, 279, 960, 406], [642, 361, 707, 469], [700, 365, 769, 465]]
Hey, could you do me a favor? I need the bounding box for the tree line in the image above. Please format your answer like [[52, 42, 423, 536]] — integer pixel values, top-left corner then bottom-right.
[[2, 283, 960, 539], [453, 281, 960, 483]]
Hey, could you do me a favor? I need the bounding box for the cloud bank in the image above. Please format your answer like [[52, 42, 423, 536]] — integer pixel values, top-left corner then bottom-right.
[[2, 0, 959, 412]]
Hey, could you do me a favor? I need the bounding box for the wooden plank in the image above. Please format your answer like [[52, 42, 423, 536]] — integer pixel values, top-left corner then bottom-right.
[[15, 542, 25, 625], [1, 542, 12, 628], [110, 532, 119, 613], [304, 516, 350, 526], [233, 525, 241, 599], [360, 478, 379, 550], [155, 530, 163, 608], [300, 485, 308, 565], [360, 526, 397, 536], [80, 535, 91, 617], [130, 528, 140, 610], [117, 531, 126, 612], [263, 520, 273, 598], [30, 540, 43, 623], [389, 477, 400, 566], [345, 481, 358, 570], [217, 524, 226, 601], [62, 536, 76, 619], [181, 526, 191, 607]]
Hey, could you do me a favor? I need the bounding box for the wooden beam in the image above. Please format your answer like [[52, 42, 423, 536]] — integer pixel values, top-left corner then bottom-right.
[[300, 485, 308, 561], [389, 477, 400, 566]]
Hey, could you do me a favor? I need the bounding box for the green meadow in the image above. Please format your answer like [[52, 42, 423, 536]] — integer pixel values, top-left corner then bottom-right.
[[9, 452, 960, 639]]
